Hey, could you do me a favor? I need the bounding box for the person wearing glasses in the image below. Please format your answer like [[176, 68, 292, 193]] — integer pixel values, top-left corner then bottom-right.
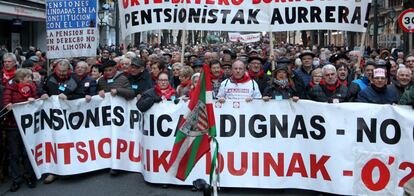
[[137, 72, 176, 112]]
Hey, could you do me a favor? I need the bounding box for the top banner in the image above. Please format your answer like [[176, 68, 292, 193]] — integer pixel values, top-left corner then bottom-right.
[[119, 0, 371, 37], [46, 0, 99, 59]]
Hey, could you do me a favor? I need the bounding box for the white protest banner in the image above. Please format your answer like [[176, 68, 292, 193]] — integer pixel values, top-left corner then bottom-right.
[[119, 0, 371, 37], [14, 95, 143, 176], [46, 0, 99, 59], [13, 98, 414, 195], [228, 33, 241, 42], [229, 33, 261, 43]]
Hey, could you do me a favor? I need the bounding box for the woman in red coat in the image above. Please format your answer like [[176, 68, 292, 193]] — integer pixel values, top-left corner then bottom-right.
[[3, 68, 37, 192]]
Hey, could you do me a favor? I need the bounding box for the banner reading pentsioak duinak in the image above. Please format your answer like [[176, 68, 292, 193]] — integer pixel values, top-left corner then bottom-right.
[[119, 0, 371, 36], [12, 95, 414, 195]]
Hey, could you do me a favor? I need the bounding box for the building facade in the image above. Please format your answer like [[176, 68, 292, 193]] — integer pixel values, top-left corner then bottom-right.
[[0, 0, 46, 52]]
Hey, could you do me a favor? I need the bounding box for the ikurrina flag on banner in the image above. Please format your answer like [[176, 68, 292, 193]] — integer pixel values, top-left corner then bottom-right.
[[168, 64, 219, 183]]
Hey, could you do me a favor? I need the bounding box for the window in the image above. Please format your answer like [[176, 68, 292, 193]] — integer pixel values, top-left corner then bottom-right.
[[389, 0, 402, 8]]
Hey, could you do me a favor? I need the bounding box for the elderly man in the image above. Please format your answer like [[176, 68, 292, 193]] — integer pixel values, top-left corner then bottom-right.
[[128, 58, 153, 99], [309, 64, 348, 103], [406, 55, 414, 78], [1, 53, 17, 85], [217, 60, 262, 102], [97, 60, 135, 100], [72, 61, 97, 102], [357, 68, 398, 104], [119, 57, 131, 74], [294, 50, 315, 88], [247, 56, 270, 94], [41, 59, 78, 100], [388, 67, 412, 100]]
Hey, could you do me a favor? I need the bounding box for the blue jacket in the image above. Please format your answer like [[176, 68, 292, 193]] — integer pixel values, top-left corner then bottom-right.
[[353, 76, 370, 91], [356, 86, 399, 104], [294, 67, 313, 88]]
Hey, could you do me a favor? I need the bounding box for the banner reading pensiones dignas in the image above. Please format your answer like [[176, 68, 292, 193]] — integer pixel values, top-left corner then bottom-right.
[[13, 95, 144, 177], [13, 98, 414, 195], [229, 33, 261, 43], [46, 0, 99, 59], [119, 0, 371, 36]]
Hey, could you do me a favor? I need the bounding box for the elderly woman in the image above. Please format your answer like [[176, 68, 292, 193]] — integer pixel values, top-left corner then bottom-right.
[[263, 65, 299, 102], [137, 72, 176, 112], [171, 62, 183, 88], [176, 66, 194, 97], [3, 68, 37, 191], [305, 68, 323, 98]]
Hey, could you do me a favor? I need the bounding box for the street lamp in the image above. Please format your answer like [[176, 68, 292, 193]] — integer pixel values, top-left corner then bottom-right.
[[97, 2, 119, 48]]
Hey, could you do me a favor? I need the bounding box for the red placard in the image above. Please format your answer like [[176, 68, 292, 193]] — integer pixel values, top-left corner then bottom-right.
[[399, 8, 414, 33]]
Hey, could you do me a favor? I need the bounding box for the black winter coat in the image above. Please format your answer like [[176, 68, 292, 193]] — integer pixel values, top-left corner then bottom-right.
[[128, 70, 153, 96], [97, 72, 135, 100], [42, 74, 78, 100], [71, 75, 97, 99], [136, 88, 162, 112], [263, 82, 298, 100]]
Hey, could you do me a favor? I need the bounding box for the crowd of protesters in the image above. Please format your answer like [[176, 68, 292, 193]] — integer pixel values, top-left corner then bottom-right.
[[0, 41, 414, 192]]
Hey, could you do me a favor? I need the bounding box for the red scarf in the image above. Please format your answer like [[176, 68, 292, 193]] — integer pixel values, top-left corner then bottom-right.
[[230, 73, 251, 84], [210, 70, 224, 80], [320, 80, 341, 93], [248, 70, 264, 79], [32, 65, 43, 72], [154, 84, 176, 99], [17, 83, 34, 98], [179, 80, 192, 88], [2, 67, 16, 85], [309, 81, 316, 88], [151, 74, 158, 82], [339, 80, 348, 87]]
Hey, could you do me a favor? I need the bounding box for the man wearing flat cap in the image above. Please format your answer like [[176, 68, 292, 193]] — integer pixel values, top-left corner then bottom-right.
[[294, 50, 315, 89], [97, 59, 135, 100], [247, 56, 270, 94], [128, 58, 153, 99]]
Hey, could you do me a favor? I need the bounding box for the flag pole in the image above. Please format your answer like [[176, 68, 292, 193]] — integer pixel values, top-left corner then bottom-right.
[[356, 29, 367, 78], [181, 30, 186, 65], [269, 31, 275, 71]]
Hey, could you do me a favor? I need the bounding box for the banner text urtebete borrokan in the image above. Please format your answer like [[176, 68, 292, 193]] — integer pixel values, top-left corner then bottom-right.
[[12, 95, 413, 195]]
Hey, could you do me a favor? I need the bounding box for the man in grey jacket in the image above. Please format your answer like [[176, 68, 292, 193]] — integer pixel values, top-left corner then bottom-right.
[[97, 60, 135, 100]]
